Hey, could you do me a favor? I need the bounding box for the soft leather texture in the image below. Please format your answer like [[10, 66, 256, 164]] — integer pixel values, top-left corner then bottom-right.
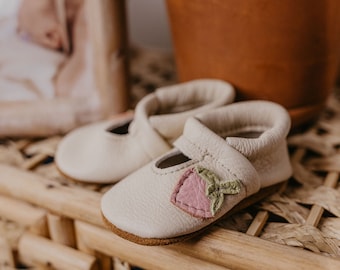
[[56, 79, 235, 183], [101, 100, 293, 240]]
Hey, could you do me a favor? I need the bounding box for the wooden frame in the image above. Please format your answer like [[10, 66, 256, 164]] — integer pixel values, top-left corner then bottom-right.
[[86, 0, 129, 115]]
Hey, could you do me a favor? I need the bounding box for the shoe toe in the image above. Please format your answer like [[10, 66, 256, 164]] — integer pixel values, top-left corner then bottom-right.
[[101, 159, 245, 241], [101, 165, 204, 240], [56, 121, 111, 182], [56, 119, 149, 183]]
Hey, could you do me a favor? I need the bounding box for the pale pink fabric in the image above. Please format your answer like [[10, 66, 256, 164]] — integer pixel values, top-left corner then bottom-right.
[[171, 168, 213, 218]]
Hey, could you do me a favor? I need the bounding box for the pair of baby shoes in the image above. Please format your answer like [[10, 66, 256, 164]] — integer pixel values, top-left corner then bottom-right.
[[56, 79, 235, 183], [55, 79, 292, 245]]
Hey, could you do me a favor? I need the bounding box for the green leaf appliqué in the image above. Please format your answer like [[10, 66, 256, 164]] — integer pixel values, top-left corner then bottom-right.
[[195, 166, 241, 216]]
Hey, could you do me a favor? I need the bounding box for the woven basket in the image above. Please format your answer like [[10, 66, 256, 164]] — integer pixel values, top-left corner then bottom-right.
[[1, 48, 340, 270]]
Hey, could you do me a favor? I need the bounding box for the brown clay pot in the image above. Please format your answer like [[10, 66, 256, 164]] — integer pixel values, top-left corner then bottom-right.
[[166, 0, 340, 128]]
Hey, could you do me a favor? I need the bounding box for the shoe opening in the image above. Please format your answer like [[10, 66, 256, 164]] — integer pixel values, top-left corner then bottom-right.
[[157, 152, 191, 169], [106, 120, 132, 135], [229, 130, 263, 139], [220, 126, 267, 139]]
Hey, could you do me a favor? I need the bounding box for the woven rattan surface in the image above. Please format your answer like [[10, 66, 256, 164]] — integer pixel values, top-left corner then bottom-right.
[[1, 48, 340, 269]]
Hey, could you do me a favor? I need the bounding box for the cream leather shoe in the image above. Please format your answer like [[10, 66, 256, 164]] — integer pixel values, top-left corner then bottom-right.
[[101, 100, 293, 245], [55, 79, 235, 183]]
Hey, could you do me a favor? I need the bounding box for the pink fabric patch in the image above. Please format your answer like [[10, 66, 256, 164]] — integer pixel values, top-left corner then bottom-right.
[[171, 168, 213, 218]]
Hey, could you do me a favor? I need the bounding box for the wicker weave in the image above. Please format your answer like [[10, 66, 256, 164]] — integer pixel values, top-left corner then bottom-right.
[[1, 48, 340, 269]]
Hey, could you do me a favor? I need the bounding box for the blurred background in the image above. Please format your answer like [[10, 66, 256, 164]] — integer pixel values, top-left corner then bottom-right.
[[128, 0, 172, 50], [0, 0, 173, 50]]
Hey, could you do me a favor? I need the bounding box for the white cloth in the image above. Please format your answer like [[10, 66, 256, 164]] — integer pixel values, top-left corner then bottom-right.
[[0, 15, 66, 101]]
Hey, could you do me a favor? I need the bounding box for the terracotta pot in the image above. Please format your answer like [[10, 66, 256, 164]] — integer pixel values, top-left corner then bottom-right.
[[166, 0, 340, 128]]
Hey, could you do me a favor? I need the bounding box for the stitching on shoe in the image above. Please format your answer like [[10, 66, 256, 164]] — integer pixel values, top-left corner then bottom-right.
[[174, 201, 211, 216], [183, 137, 248, 196], [172, 167, 242, 218], [187, 138, 239, 179], [171, 168, 211, 217]]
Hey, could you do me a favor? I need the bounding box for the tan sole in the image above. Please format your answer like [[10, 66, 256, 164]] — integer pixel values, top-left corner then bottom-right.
[[56, 164, 119, 185], [102, 181, 286, 246]]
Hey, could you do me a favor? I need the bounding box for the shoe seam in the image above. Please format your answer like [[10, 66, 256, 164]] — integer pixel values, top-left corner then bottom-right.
[[151, 137, 248, 196]]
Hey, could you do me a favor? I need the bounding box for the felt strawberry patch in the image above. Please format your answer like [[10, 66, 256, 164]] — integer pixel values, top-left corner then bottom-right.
[[171, 166, 241, 218]]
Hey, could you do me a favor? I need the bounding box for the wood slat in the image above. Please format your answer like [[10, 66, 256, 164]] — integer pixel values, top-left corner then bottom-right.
[[0, 237, 15, 268], [0, 164, 102, 228], [305, 172, 339, 226], [75, 221, 229, 270], [18, 232, 98, 270], [47, 213, 76, 248], [0, 195, 48, 236], [176, 226, 340, 270]]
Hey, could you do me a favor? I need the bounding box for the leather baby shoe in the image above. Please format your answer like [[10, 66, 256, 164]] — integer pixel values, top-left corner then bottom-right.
[[55, 79, 235, 183], [101, 100, 293, 245]]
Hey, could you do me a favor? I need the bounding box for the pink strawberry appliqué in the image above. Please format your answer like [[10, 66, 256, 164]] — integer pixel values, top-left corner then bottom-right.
[[171, 166, 241, 218]]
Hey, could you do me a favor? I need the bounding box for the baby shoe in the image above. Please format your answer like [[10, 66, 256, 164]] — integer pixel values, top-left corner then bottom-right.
[[55, 79, 235, 183], [101, 100, 293, 245]]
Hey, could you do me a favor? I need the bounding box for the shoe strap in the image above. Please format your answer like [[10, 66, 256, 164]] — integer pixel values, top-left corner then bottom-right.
[[173, 117, 261, 196]]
